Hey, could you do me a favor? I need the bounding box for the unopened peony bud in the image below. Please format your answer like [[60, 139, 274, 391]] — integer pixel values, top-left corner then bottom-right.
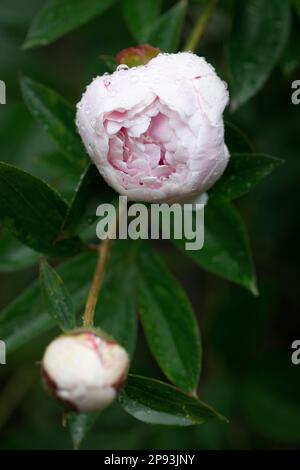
[[41, 331, 129, 413], [76, 51, 229, 203], [116, 44, 160, 68]]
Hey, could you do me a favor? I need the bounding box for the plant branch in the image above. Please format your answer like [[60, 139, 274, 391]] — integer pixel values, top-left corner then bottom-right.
[[183, 0, 218, 52], [83, 236, 112, 327], [82, 203, 123, 327]]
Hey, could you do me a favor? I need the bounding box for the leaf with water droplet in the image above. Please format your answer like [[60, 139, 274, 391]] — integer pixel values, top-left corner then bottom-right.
[[210, 153, 283, 200], [62, 163, 115, 235], [137, 242, 201, 393], [40, 258, 76, 331], [20, 77, 86, 170], [119, 374, 228, 426], [171, 198, 257, 294], [0, 162, 84, 257]]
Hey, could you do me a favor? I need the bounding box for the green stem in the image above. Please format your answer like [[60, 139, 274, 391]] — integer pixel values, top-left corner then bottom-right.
[[82, 201, 123, 327], [82, 236, 112, 327], [183, 0, 218, 52]]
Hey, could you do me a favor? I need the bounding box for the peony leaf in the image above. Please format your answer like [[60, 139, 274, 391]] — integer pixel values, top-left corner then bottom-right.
[[141, 0, 187, 52], [20, 77, 86, 170], [40, 258, 76, 332], [99, 55, 117, 73], [293, 0, 300, 20], [123, 0, 162, 42], [0, 241, 139, 354], [63, 163, 115, 235], [119, 375, 228, 426], [0, 230, 39, 272], [0, 162, 83, 256], [68, 412, 100, 450], [210, 153, 283, 200], [22, 0, 118, 49], [0, 252, 97, 353], [172, 198, 257, 294], [137, 243, 201, 393], [228, 0, 290, 108], [225, 121, 253, 154], [94, 240, 140, 357]]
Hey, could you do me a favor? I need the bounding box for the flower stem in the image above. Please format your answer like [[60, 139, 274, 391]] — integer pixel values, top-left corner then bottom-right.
[[183, 0, 218, 52], [83, 236, 113, 327]]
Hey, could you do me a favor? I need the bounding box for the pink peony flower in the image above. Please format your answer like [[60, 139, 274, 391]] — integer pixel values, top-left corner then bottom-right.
[[42, 331, 129, 413], [76, 52, 229, 202]]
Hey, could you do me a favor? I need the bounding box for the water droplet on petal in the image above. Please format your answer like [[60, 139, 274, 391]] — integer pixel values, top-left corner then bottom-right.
[[116, 64, 129, 72]]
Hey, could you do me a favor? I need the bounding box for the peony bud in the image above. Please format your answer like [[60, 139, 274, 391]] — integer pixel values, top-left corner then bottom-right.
[[41, 331, 129, 413], [116, 44, 160, 68], [76, 51, 229, 203]]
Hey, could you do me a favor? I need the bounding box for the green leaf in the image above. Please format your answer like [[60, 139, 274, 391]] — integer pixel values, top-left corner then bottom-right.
[[0, 230, 39, 272], [225, 121, 252, 154], [137, 243, 201, 393], [228, 0, 290, 108], [0, 252, 97, 353], [22, 0, 118, 49], [68, 412, 100, 450], [0, 241, 139, 355], [40, 258, 76, 331], [99, 55, 117, 73], [123, 0, 162, 42], [119, 375, 228, 426], [294, 0, 300, 20], [210, 153, 283, 200], [63, 163, 115, 235], [20, 77, 86, 169], [141, 0, 187, 52], [0, 162, 83, 256], [94, 240, 139, 357], [172, 198, 257, 294]]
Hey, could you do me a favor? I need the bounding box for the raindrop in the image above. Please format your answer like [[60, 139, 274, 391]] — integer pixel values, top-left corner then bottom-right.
[[116, 64, 129, 72]]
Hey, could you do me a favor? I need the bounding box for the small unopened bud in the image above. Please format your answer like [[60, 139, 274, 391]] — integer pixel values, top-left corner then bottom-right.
[[116, 44, 160, 68], [41, 331, 129, 413]]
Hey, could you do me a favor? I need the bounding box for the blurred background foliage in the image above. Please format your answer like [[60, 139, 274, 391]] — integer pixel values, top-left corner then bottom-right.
[[0, 0, 300, 449]]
